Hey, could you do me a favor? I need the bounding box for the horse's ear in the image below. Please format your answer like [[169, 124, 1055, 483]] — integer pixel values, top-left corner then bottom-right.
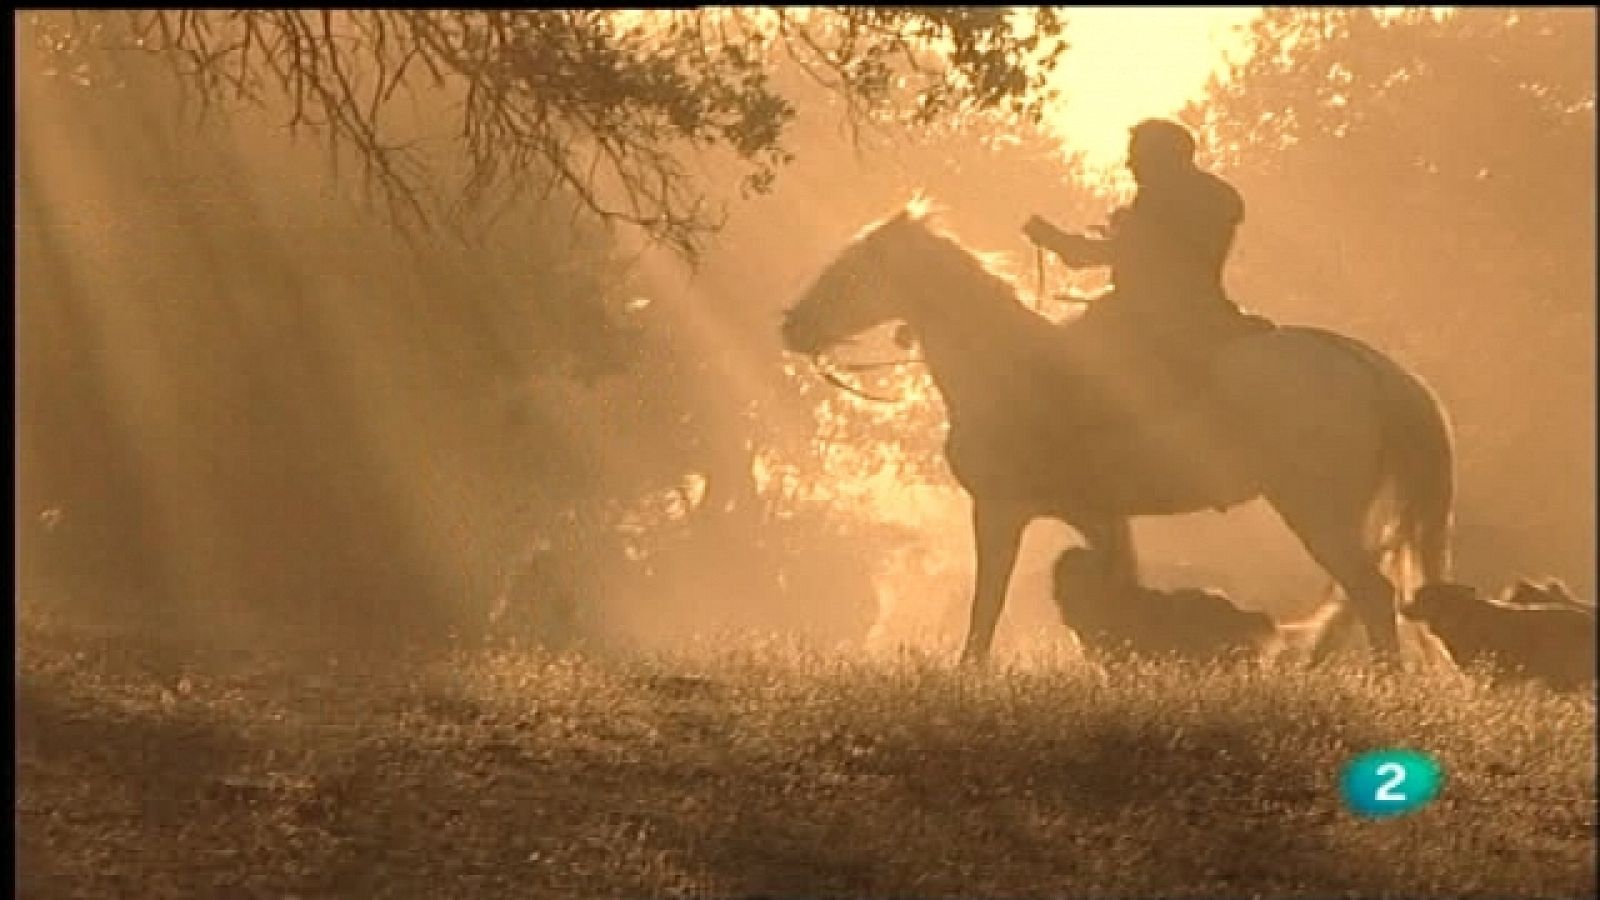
[[905, 192, 933, 221]]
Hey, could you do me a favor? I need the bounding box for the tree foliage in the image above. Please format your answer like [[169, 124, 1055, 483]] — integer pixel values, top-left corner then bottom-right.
[[19, 9, 1091, 651], [37, 8, 1065, 261]]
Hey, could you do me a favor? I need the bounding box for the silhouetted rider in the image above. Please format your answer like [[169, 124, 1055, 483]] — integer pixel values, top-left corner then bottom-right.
[[1023, 119, 1259, 375]]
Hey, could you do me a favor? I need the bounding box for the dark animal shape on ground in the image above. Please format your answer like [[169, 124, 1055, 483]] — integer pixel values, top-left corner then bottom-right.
[[1052, 546, 1348, 664], [1404, 581, 1596, 692]]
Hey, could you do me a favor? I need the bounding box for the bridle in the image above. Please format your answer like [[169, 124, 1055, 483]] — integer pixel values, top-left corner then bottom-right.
[[804, 241, 1049, 405]]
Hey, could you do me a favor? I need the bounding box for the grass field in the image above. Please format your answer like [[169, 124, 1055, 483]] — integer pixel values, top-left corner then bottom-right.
[[16, 608, 1596, 899]]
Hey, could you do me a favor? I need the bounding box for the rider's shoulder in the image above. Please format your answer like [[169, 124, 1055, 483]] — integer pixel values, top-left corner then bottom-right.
[[1197, 169, 1244, 219], [1195, 168, 1241, 198]]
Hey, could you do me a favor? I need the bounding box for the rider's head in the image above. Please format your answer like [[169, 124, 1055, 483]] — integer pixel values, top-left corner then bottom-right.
[[1128, 119, 1197, 186]]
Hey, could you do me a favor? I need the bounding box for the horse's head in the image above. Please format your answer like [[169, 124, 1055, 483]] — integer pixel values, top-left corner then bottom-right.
[[780, 198, 941, 356]]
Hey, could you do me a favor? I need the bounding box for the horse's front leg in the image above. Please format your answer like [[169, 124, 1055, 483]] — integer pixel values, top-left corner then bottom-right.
[[960, 503, 1029, 665]]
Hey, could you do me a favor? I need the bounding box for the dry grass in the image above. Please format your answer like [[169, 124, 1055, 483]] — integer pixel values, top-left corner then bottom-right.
[[16, 608, 1596, 899]]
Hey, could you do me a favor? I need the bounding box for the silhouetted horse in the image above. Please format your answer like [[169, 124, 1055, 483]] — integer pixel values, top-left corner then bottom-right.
[[781, 200, 1455, 665]]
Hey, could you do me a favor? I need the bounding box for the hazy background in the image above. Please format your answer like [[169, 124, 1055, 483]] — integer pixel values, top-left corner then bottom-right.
[[16, 8, 1595, 660]]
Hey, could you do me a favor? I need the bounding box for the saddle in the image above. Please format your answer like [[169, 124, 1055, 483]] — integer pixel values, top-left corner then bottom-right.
[[1060, 302, 1275, 513], [1162, 310, 1275, 392], [1067, 299, 1274, 414]]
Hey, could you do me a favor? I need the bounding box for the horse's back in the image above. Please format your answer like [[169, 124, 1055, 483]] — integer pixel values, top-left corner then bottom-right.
[[1213, 325, 1409, 409], [1221, 324, 1381, 368], [1208, 325, 1406, 483]]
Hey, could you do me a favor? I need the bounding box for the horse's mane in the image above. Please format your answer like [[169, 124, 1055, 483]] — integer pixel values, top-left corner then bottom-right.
[[851, 194, 1023, 297], [844, 193, 943, 243]]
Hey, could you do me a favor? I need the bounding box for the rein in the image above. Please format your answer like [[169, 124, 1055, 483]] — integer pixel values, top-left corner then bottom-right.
[[1034, 244, 1046, 312], [808, 238, 1049, 404]]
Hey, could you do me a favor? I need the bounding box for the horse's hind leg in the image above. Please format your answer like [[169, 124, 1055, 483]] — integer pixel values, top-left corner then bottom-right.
[[1270, 495, 1401, 662], [1328, 557, 1401, 661]]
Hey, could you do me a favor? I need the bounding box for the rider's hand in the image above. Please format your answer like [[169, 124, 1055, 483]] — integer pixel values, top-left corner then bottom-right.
[[1022, 215, 1059, 246]]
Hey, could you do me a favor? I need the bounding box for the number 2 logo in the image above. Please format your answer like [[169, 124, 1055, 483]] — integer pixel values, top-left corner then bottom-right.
[[1342, 750, 1442, 818], [1373, 761, 1408, 802]]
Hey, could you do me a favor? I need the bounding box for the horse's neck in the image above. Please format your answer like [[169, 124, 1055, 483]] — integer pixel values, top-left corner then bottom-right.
[[906, 258, 1057, 417]]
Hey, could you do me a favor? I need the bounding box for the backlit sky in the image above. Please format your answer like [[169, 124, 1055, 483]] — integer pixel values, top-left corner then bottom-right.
[[1045, 7, 1262, 177]]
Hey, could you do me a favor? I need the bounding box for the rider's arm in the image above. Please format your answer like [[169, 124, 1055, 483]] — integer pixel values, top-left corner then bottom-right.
[[1026, 217, 1114, 268]]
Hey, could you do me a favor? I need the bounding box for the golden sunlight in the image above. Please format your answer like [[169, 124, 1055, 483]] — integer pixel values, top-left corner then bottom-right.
[[1046, 7, 1262, 179]]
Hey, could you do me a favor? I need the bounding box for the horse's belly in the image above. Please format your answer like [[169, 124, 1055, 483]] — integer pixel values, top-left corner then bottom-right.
[[944, 429, 1091, 508], [945, 416, 1258, 516], [1086, 420, 1259, 515]]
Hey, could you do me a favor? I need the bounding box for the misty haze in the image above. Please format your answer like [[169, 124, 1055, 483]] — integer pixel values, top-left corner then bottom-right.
[[16, 8, 1596, 898]]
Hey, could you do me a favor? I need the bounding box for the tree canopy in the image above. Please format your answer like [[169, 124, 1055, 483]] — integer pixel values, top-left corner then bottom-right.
[[35, 9, 1066, 260], [1199, 6, 1595, 595], [18, 8, 1094, 650]]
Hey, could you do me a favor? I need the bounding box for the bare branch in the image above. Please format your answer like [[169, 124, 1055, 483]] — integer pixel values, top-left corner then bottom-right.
[[63, 8, 1064, 259]]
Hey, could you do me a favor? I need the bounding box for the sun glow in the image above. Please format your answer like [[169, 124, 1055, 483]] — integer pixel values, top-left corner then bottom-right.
[[1045, 7, 1262, 181]]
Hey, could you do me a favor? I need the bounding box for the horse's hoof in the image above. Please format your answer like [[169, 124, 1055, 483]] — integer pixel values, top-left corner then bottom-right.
[[959, 647, 991, 667], [1368, 650, 1404, 674]]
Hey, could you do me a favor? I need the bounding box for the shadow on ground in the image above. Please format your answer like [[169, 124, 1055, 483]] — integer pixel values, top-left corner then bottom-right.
[[16, 616, 1596, 899]]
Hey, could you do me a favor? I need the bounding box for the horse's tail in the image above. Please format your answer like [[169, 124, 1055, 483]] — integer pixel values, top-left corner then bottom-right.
[[1371, 352, 1456, 590], [1306, 329, 1455, 595]]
